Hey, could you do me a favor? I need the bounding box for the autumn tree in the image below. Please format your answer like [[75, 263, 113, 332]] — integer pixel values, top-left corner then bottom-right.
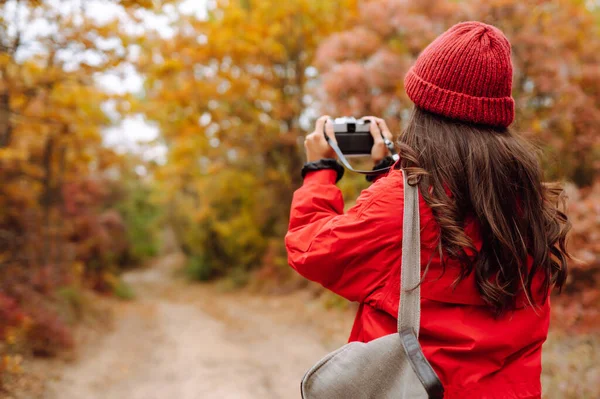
[[134, 0, 359, 279], [0, 0, 160, 364]]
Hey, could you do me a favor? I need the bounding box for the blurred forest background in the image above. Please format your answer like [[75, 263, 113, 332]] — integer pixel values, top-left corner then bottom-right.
[[0, 0, 599, 397]]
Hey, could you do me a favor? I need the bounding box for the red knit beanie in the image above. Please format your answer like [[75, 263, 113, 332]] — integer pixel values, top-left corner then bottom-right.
[[404, 21, 514, 127]]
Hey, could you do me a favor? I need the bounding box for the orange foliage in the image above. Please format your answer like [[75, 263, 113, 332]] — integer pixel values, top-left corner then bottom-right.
[[0, 0, 154, 366], [133, 0, 359, 279]]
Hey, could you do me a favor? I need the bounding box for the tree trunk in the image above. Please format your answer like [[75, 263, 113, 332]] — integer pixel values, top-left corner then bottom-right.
[[0, 91, 12, 148], [41, 134, 55, 265]]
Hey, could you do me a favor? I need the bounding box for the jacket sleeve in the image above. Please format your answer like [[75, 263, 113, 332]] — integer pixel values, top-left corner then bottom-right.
[[285, 168, 404, 302]]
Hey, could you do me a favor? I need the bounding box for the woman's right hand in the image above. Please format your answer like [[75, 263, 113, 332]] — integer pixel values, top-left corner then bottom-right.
[[304, 115, 337, 162]]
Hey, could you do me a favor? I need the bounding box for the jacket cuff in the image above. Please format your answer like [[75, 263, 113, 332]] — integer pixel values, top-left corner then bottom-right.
[[366, 156, 395, 182], [303, 169, 338, 185], [301, 158, 344, 183]]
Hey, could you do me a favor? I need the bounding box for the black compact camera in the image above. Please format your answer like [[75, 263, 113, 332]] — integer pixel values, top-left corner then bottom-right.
[[333, 117, 374, 156]]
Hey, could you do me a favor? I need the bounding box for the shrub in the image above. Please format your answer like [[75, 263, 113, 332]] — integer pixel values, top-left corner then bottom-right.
[[185, 255, 213, 282], [112, 279, 135, 301], [170, 170, 269, 282], [114, 180, 162, 265], [55, 286, 86, 323]]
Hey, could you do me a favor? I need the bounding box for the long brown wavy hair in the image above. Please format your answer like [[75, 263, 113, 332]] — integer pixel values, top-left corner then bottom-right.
[[397, 107, 571, 314]]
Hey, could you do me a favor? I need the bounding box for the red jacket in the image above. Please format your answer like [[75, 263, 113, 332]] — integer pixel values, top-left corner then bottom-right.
[[285, 168, 549, 399]]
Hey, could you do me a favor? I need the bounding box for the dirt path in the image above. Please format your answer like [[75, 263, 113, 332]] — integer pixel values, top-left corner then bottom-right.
[[43, 253, 353, 399]]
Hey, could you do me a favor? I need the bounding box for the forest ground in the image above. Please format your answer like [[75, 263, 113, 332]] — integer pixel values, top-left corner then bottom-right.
[[7, 251, 599, 399], [24, 252, 353, 399]]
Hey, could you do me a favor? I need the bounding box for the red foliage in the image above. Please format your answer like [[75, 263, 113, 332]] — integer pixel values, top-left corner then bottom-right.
[[565, 181, 600, 269], [0, 293, 27, 337], [62, 178, 128, 291], [24, 307, 74, 356], [316, 0, 600, 186], [0, 286, 74, 357], [0, 175, 128, 357], [62, 178, 108, 217], [551, 179, 600, 332]]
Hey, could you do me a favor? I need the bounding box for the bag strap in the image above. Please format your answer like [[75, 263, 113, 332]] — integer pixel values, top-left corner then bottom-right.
[[398, 170, 421, 334], [399, 170, 445, 399]]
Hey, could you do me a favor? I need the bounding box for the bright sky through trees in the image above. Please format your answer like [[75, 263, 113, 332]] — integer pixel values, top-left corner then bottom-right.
[[3, 0, 209, 164]]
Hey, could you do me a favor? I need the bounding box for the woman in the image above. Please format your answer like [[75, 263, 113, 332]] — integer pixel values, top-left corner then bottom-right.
[[285, 22, 570, 398]]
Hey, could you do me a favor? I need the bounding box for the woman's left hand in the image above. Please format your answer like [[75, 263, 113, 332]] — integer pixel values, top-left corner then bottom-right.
[[362, 117, 394, 164]]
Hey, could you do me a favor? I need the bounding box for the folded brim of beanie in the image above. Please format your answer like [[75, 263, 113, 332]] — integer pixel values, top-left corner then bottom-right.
[[404, 68, 515, 128]]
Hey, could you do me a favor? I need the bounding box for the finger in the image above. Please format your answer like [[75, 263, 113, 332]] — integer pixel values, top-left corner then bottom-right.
[[376, 118, 393, 141], [314, 115, 330, 135], [363, 116, 383, 144], [304, 131, 318, 142], [323, 118, 336, 143]]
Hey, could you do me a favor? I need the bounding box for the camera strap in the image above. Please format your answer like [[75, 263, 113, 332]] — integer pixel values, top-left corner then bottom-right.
[[324, 132, 399, 176]]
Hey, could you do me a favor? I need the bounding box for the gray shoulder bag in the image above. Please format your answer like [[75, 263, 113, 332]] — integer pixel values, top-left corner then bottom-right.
[[300, 160, 444, 399]]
